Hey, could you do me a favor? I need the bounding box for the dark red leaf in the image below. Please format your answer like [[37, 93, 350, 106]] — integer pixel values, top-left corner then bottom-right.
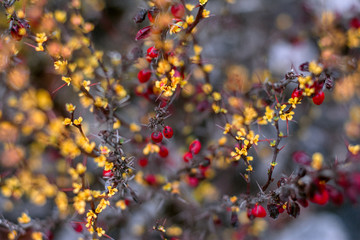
[[135, 26, 152, 41]]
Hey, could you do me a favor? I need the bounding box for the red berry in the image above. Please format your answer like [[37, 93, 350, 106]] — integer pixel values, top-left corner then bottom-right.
[[350, 17, 360, 29], [189, 140, 201, 154], [328, 187, 344, 206], [312, 91, 325, 105], [171, 4, 185, 18], [145, 174, 157, 185], [310, 188, 329, 205], [103, 170, 113, 178], [151, 132, 163, 143], [124, 199, 131, 206], [147, 46, 159, 59], [187, 175, 199, 187], [138, 69, 152, 83], [183, 151, 193, 162], [251, 204, 267, 218], [139, 158, 148, 167], [297, 199, 309, 208], [148, 11, 155, 23], [71, 223, 83, 233], [291, 88, 303, 99], [277, 204, 285, 213], [163, 126, 173, 138], [158, 146, 169, 158]]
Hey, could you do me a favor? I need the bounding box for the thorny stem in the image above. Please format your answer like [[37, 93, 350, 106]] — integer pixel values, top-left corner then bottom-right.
[[262, 118, 281, 191]]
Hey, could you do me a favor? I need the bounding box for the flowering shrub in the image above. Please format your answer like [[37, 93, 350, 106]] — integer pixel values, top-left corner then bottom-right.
[[0, 0, 360, 239]]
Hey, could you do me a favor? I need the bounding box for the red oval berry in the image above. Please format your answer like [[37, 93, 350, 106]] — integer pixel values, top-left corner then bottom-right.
[[147, 46, 159, 59], [291, 88, 303, 99], [148, 11, 155, 23], [312, 91, 325, 105], [139, 158, 148, 167], [103, 170, 113, 178], [350, 17, 360, 29], [138, 69, 152, 83], [145, 174, 157, 185], [187, 175, 199, 187], [310, 188, 329, 205], [189, 140, 201, 154], [163, 126, 173, 138], [171, 4, 185, 18], [251, 204, 267, 218], [183, 151, 193, 162], [71, 222, 83, 233], [151, 132, 163, 143], [158, 146, 169, 158]]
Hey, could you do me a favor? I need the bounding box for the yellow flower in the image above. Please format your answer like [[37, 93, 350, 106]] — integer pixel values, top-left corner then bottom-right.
[[63, 118, 72, 126], [202, 9, 210, 18], [129, 123, 141, 132], [73, 117, 83, 125], [199, 0, 208, 5], [309, 61, 323, 75], [143, 143, 160, 155], [116, 200, 127, 210], [54, 60, 68, 74], [94, 155, 107, 167], [54, 10, 67, 23], [72, 182, 82, 194], [66, 103, 76, 112], [31, 232, 43, 240], [62, 76, 72, 86], [246, 164, 253, 172], [107, 186, 118, 196], [348, 144, 360, 155], [35, 33, 47, 44], [186, 4, 195, 11], [99, 145, 110, 155], [104, 161, 114, 171], [96, 227, 105, 237], [311, 152, 323, 170], [35, 44, 44, 52], [76, 163, 86, 175], [18, 212, 31, 224], [8, 230, 17, 240]]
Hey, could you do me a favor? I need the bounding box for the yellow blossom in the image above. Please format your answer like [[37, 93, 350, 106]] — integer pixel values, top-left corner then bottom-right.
[[73, 117, 83, 125], [35, 33, 47, 44], [31, 232, 43, 240], [199, 0, 208, 5], [66, 103, 76, 112], [186, 4, 195, 11], [143, 143, 160, 155], [130, 123, 141, 132], [62, 76, 72, 86], [311, 152, 323, 170], [246, 164, 253, 172], [18, 212, 31, 224], [54, 60, 68, 74], [309, 61, 323, 75], [96, 227, 105, 237], [8, 230, 17, 240], [94, 155, 107, 167], [54, 10, 67, 23], [63, 118, 72, 126], [107, 186, 118, 196], [202, 9, 210, 18], [99, 145, 110, 155], [348, 144, 360, 155], [116, 200, 127, 210], [104, 161, 114, 171], [76, 163, 86, 175]]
